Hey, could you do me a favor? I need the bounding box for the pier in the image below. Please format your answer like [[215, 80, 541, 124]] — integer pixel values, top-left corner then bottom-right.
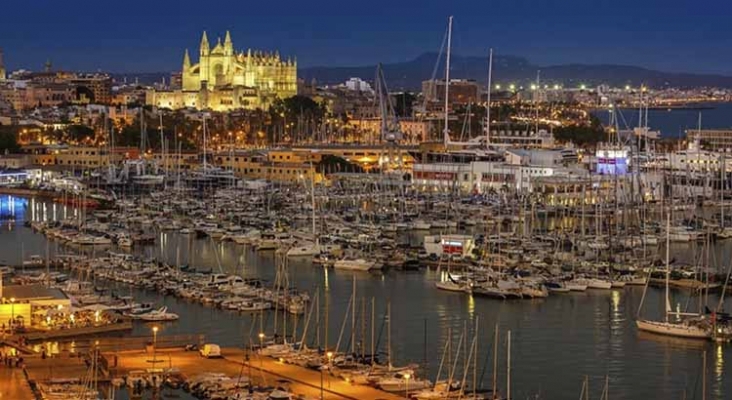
[[0, 366, 35, 400], [108, 348, 406, 400], [13, 344, 406, 400]]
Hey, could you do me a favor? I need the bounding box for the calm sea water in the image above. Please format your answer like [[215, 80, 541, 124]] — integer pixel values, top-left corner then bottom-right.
[[592, 102, 732, 139], [1, 195, 731, 399]]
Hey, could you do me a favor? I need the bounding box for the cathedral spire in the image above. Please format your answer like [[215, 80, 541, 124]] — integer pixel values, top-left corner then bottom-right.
[[183, 49, 191, 68], [200, 31, 210, 55], [0, 49, 5, 81], [224, 31, 233, 56]]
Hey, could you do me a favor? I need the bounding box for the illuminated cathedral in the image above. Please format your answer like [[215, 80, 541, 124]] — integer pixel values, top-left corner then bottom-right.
[[147, 31, 297, 111]]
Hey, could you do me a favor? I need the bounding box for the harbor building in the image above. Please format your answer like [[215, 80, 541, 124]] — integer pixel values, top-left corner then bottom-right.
[[0, 281, 71, 325], [422, 79, 479, 107], [146, 31, 297, 111], [685, 128, 732, 152]]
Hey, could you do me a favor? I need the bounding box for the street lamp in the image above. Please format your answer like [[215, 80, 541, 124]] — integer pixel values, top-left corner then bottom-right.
[[9, 298, 15, 334], [258, 332, 265, 369], [152, 326, 159, 366], [326, 351, 334, 389], [404, 372, 411, 398]]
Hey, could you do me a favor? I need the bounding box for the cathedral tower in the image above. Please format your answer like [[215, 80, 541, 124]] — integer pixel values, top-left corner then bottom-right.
[[0, 49, 5, 81], [199, 31, 210, 86]]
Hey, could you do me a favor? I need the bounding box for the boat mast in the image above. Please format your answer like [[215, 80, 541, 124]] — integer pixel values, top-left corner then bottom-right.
[[492, 324, 498, 397], [351, 276, 356, 355], [202, 115, 208, 170], [387, 300, 392, 369], [506, 329, 511, 400], [443, 16, 453, 147], [665, 212, 671, 322], [485, 48, 493, 149]]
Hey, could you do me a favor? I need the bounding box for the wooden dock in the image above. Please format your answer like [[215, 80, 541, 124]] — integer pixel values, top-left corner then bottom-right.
[[0, 365, 35, 400], [107, 348, 406, 400]]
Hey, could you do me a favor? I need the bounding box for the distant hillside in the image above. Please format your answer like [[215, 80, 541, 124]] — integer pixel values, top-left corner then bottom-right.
[[112, 53, 732, 90], [300, 52, 732, 90]]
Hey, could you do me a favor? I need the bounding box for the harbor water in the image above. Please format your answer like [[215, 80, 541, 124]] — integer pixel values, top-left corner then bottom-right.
[[592, 102, 732, 139], [1, 195, 731, 399]]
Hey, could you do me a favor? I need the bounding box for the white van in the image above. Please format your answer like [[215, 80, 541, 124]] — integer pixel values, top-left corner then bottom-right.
[[199, 343, 222, 358]]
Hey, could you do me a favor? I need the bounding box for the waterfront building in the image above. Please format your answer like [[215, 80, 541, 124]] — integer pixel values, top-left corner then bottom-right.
[[412, 160, 577, 194], [213, 150, 323, 183], [0, 167, 28, 185], [293, 144, 416, 171], [686, 128, 732, 152], [0, 283, 71, 324], [146, 31, 297, 112], [346, 118, 433, 143], [422, 79, 479, 107], [475, 129, 556, 148], [595, 144, 631, 175]]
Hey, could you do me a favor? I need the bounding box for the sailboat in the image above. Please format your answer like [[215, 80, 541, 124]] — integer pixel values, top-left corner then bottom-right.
[[636, 214, 711, 339]]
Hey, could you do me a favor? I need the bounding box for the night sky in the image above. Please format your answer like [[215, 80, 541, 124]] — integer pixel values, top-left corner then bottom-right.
[[3, 0, 732, 74]]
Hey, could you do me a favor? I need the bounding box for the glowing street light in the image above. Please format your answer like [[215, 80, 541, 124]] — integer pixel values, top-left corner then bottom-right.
[[152, 326, 159, 366], [259, 332, 265, 368], [9, 298, 15, 333], [326, 351, 334, 388]]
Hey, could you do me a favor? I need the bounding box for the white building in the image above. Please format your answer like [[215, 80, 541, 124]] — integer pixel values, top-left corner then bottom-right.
[[472, 129, 555, 148], [412, 160, 579, 194], [344, 77, 373, 93]]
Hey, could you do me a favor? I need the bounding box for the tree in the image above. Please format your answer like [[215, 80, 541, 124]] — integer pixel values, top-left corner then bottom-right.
[[316, 155, 363, 174], [116, 110, 197, 150], [0, 126, 20, 154], [67, 124, 96, 143], [554, 125, 605, 147]]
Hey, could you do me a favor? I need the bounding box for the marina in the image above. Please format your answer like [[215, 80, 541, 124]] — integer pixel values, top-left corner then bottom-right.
[[1, 190, 732, 399], [2, 11, 732, 400]]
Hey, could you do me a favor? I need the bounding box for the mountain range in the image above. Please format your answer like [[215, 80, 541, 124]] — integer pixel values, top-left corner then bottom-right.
[[299, 52, 732, 90], [113, 52, 732, 90]]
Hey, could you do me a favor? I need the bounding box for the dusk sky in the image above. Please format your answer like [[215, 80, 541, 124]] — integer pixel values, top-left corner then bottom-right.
[[3, 0, 732, 74]]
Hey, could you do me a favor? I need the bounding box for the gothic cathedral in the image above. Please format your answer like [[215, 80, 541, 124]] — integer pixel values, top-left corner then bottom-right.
[[147, 31, 297, 111]]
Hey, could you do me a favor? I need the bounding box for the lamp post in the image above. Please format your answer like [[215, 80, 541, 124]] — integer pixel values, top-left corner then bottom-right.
[[152, 326, 159, 366], [404, 372, 411, 398], [10, 298, 15, 334], [258, 332, 265, 369], [326, 351, 333, 389], [320, 362, 324, 400]]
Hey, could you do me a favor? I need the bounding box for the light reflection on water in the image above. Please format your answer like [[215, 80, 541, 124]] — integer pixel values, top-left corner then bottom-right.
[[2, 195, 732, 399]]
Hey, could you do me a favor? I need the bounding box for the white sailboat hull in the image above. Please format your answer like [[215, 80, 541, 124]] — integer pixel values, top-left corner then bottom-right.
[[636, 319, 709, 339], [435, 281, 465, 292]]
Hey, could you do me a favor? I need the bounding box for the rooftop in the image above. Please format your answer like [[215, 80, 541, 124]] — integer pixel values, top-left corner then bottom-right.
[[1, 284, 69, 302]]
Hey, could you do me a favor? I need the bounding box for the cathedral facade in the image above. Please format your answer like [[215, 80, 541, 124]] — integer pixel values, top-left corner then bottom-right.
[[147, 31, 297, 111]]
